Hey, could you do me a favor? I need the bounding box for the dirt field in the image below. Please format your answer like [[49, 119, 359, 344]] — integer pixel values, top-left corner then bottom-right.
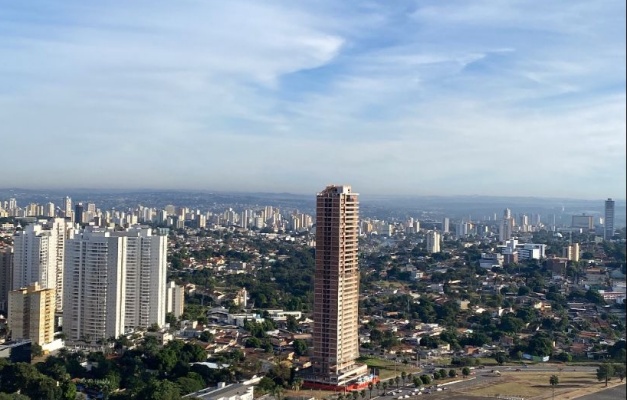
[[460, 370, 625, 399]]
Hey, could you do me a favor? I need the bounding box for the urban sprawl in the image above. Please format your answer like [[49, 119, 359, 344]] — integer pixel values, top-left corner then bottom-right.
[[0, 189, 624, 400]]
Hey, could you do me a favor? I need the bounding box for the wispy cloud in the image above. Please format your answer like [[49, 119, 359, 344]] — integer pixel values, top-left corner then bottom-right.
[[0, 0, 624, 198]]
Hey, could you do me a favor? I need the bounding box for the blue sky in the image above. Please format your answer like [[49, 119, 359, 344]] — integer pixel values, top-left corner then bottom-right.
[[0, 0, 625, 199]]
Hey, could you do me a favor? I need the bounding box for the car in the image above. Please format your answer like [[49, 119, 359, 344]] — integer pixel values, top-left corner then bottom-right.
[[523, 364, 529, 368]]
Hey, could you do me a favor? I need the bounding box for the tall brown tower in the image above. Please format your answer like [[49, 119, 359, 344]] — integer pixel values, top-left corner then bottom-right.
[[310, 185, 366, 386]]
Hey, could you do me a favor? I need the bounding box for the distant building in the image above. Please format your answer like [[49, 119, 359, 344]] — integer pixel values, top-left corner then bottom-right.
[[499, 210, 514, 242], [571, 214, 594, 230], [233, 287, 248, 309], [442, 217, 450, 233], [13, 218, 67, 313], [604, 198, 615, 240], [8, 283, 56, 345], [502, 239, 546, 260], [74, 203, 84, 225], [166, 281, 185, 319], [479, 253, 504, 269], [562, 243, 580, 262], [0, 247, 13, 312], [457, 221, 470, 238], [426, 231, 441, 253]]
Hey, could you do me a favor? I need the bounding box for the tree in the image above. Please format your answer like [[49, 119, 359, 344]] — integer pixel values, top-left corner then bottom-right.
[[494, 352, 507, 365], [448, 369, 457, 378], [257, 377, 276, 392], [0, 394, 30, 400], [420, 375, 432, 385], [176, 373, 205, 395], [412, 377, 422, 388], [401, 371, 407, 385], [292, 339, 308, 357], [394, 376, 400, 388], [31, 343, 43, 358], [438, 369, 447, 379], [139, 379, 182, 400], [614, 363, 626, 382], [597, 363, 615, 387], [462, 367, 470, 378], [555, 352, 572, 363], [61, 380, 78, 400], [286, 315, 299, 332], [199, 331, 214, 343], [549, 375, 559, 400], [382, 382, 388, 395], [272, 386, 285, 400], [527, 333, 553, 357], [292, 378, 304, 392]]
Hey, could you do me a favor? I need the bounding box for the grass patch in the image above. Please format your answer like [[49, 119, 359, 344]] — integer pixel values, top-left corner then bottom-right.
[[356, 356, 421, 382], [463, 370, 603, 399]]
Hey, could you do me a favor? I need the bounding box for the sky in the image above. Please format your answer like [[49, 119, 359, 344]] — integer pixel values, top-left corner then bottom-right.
[[0, 0, 625, 199]]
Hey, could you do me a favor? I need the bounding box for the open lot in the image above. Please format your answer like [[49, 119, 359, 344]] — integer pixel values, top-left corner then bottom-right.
[[458, 370, 622, 400]]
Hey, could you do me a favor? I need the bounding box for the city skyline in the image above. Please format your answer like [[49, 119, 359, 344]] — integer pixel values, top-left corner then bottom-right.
[[1, 1, 625, 198]]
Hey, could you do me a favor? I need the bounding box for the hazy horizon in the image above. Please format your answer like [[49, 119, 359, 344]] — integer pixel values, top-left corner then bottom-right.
[[1, 186, 625, 203], [1, 1, 625, 198]]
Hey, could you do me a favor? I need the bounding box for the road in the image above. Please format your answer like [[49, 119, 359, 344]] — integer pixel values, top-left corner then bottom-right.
[[576, 384, 625, 400]]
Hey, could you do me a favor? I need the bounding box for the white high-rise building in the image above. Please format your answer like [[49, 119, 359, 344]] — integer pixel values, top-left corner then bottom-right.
[[442, 217, 450, 233], [64, 228, 126, 342], [426, 230, 441, 253], [166, 281, 185, 319], [12, 218, 66, 312], [44, 202, 55, 217], [63, 226, 167, 343], [500, 210, 514, 241], [122, 226, 167, 330], [64, 196, 72, 220], [49, 219, 67, 313]]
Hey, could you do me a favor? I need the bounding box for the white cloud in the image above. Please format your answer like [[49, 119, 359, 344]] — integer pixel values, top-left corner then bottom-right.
[[0, 0, 624, 198]]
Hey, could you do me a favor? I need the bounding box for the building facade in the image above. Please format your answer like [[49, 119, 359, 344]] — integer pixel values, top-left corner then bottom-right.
[[63, 226, 167, 343], [0, 247, 13, 312], [563, 243, 580, 262], [309, 185, 367, 386], [8, 283, 56, 345], [571, 214, 594, 230], [12, 219, 66, 312], [426, 230, 441, 253], [604, 198, 615, 240], [166, 280, 185, 319]]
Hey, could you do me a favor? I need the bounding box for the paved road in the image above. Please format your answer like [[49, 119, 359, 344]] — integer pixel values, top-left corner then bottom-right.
[[576, 384, 625, 400]]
